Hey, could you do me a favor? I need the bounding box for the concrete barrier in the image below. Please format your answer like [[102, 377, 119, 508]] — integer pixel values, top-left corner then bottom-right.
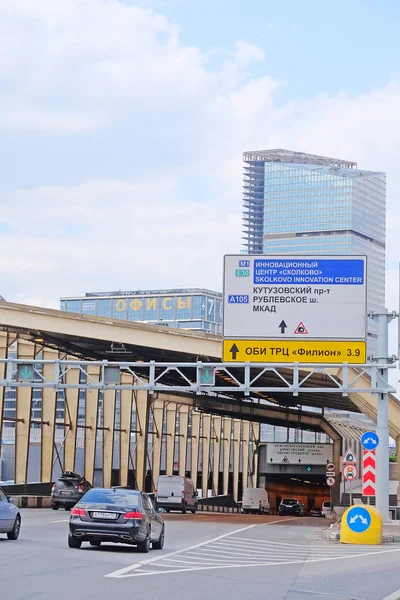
[[198, 503, 240, 513], [11, 496, 52, 508]]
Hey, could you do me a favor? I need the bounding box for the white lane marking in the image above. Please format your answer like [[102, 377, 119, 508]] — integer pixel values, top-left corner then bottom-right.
[[211, 539, 366, 555], [229, 536, 393, 551], [289, 589, 367, 600], [161, 557, 246, 565], [51, 519, 70, 523], [382, 590, 400, 600], [186, 549, 339, 560], [261, 518, 298, 526], [104, 523, 257, 578], [108, 547, 400, 578]]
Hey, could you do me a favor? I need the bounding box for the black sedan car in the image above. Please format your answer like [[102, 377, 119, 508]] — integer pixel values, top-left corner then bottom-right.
[[309, 507, 323, 517], [51, 471, 92, 511], [278, 498, 304, 517], [68, 488, 165, 553]]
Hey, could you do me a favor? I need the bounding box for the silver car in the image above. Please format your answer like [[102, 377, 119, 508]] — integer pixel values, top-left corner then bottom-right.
[[0, 487, 21, 540]]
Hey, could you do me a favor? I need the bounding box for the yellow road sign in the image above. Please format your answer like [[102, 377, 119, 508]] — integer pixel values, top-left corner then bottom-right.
[[222, 339, 366, 363]]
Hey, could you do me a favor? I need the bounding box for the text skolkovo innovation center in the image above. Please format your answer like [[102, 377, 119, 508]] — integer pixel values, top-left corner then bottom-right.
[[222, 255, 367, 363]]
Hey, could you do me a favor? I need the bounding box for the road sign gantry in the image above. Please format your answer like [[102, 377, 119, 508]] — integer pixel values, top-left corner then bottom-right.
[[0, 359, 394, 395]]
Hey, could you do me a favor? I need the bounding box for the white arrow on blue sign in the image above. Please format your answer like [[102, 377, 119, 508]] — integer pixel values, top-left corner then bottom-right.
[[346, 506, 371, 533], [361, 431, 379, 450]]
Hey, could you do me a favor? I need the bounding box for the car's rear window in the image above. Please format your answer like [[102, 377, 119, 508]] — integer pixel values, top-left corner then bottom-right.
[[82, 489, 141, 506], [58, 479, 76, 487], [282, 499, 297, 505]]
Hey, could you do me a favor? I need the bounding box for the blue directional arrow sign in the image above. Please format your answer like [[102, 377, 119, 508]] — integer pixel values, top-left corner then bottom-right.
[[361, 431, 379, 450], [346, 506, 371, 533]]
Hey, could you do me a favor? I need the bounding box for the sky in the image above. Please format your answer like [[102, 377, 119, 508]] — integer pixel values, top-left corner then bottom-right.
[[1, 0, 400, 360]]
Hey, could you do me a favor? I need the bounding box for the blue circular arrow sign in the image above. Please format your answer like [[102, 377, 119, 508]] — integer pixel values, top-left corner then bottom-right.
[[346, 506, 371, 533], [361, 431, 379, 450]]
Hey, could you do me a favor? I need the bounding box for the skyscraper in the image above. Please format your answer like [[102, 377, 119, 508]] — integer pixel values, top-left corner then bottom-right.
[[242, 149, 386, 355]]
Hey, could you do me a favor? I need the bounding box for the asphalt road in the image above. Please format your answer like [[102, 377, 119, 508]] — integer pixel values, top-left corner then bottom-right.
[[1, 510, 400, 600]]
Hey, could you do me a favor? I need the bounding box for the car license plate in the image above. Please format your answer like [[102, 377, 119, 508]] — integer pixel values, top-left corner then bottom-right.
[[61, 491, 73, 495], [92, 512, 117, 520]]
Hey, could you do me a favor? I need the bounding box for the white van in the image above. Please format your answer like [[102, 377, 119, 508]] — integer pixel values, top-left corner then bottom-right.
[[156, 475, 197, 514], [242, 487, 270, 514], [321, 501, 332, 517]]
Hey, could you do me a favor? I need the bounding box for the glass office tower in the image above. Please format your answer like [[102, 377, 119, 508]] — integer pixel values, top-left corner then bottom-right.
[[242, 149, 386, 356]]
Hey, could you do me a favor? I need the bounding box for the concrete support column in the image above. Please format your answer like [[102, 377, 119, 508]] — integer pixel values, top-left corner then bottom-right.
[[151, 400, 164, 490], [102, 388, 116, 488], [165, 404, 176, 476], [41, 348, 59, 482], [232, 420, 241, 502], [63, 363, 80, 473], [223, 418, 232, 495], [119, 375, 133, 487], [135, 389, 150, 491], [251, 423, 260, 488], [212, 416, 222, 496], [396, 436, 400, 504], [0, 333, 10, 455], [84, 365, 100, 485], [201, 414, 211, 498], [190, 411, 201, 490], [178, 405, 189, 476], [15, 340, 35, 484], [241, 421, 250, 490], [332, 437, 342, 507]]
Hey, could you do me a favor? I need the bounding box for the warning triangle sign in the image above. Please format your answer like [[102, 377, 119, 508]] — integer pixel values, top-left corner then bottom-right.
[[294, 322, 308, 334], [282, 456, 290, 463], [342, 446, 357, 464]]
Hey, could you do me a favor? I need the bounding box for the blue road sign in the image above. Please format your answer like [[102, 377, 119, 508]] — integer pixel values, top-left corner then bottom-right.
[[346, 506, 371, 533], [361, 431, 379, 450], [253, 258, 364, 285]]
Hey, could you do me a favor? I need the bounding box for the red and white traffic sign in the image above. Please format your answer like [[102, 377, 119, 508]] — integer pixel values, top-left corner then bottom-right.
[[342, 464, 358, 480], [326, 476, 335, 487], [342, 447, 357, 464], [362, 449, 376, 496], [326, 462, 335, 472]]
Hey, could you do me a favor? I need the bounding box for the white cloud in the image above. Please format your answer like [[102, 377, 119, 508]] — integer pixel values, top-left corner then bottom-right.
[[0, 0, 399, 331], [234, 40, 265, 67]]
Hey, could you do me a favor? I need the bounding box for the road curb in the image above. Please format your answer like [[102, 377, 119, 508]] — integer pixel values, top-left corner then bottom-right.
[[322, 528, 400, 543]]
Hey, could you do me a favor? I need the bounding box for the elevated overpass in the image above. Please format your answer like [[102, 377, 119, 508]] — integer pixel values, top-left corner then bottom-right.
[[0, 301, 399, 505]]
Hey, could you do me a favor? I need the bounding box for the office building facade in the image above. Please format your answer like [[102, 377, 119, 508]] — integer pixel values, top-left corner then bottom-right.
[[60, 289, 223, 334], [242, 149, 386, 355]]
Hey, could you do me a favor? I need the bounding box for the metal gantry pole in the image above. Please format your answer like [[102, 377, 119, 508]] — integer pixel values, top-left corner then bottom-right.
[[375, 311, 390, 521]]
